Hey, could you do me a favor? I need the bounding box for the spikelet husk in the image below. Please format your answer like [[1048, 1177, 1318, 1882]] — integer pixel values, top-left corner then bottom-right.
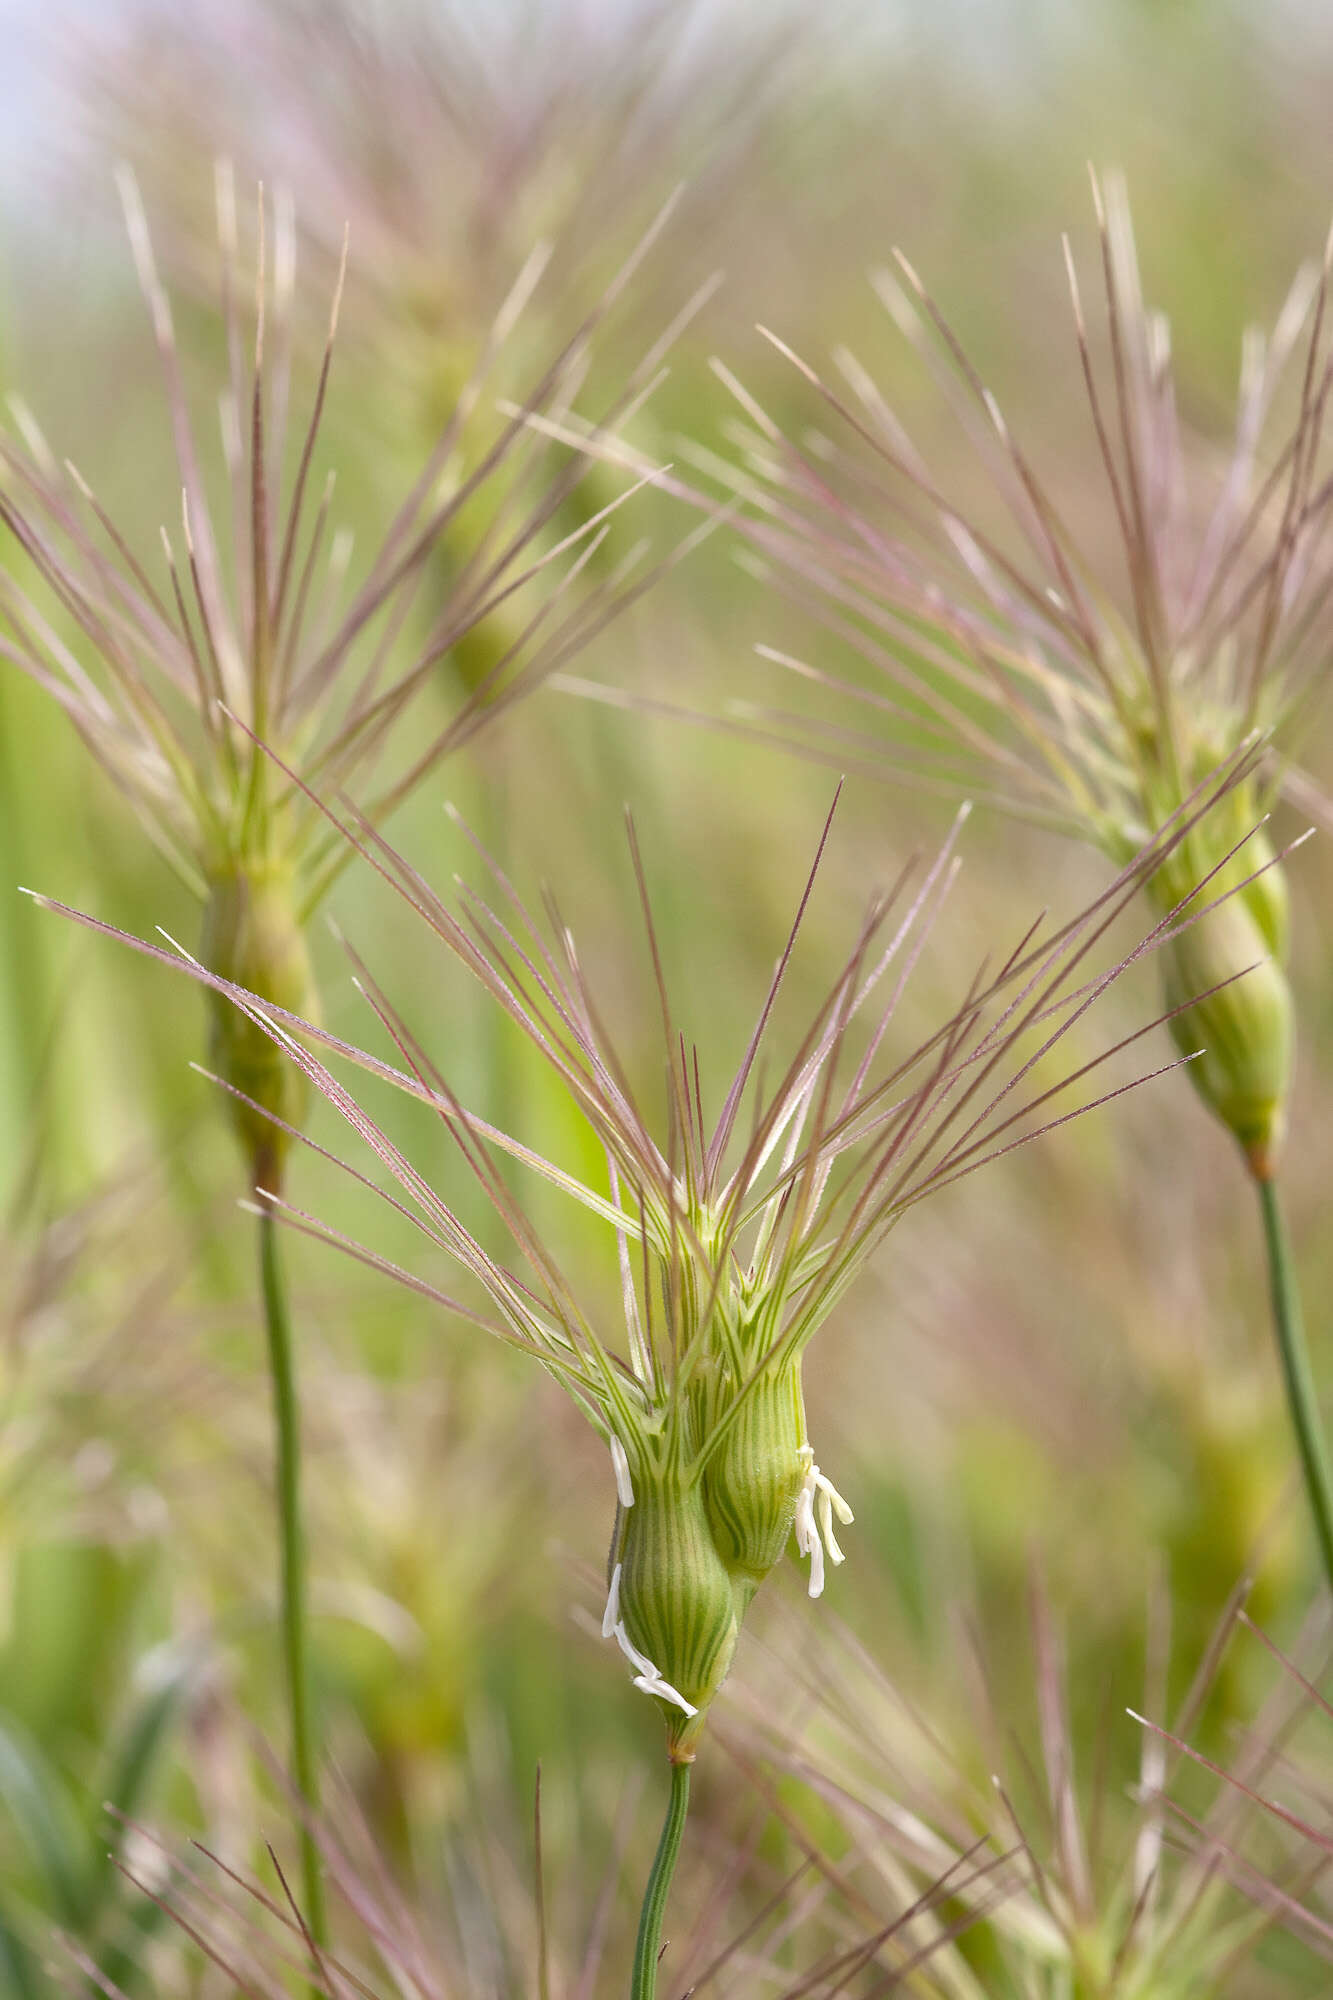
[[613, 1469, 739, 1760], [701, 1359, 808, 1600], [1150, 824, 1293, 1177], [201, 862, 316, 1190]]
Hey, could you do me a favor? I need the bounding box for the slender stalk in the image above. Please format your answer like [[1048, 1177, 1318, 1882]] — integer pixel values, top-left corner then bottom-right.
[[631, 1759, 692, 2000], [258, 1204, 329, 1958], [1254, 1173, 1333, 1597]]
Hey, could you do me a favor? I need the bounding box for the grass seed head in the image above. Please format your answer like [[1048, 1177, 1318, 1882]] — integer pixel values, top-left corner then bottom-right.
[[30, 760, 1271, 1756], [0, 178, 663, 1177], [86, 0, 788, 379], [726, 173, 1331, 1173]]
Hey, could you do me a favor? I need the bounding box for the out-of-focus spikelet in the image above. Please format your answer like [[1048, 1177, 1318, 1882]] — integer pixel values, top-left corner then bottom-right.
[[0, 178, 678, 1178], [733, 1578, 1330, 1995], [693, 177, 1333, 1169]]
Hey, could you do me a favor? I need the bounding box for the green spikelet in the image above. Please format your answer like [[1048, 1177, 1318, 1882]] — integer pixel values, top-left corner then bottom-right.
[[1238, 825, 1291, 962], [1149, 820, 1293, 1177], [702, 1361, 809, 1603], [1113, 723, 1295, 1178], [200, 860, 316, 1190], [612, 1466, 739, 1761]]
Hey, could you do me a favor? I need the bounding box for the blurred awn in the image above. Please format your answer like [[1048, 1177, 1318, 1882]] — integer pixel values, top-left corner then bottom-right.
[[87, 0, 793, 413], [1129, 1607, 1333, 1969], [80, 0, 792, 732], [736, 1577, 1329, 1998], [91, 1747, 989, 2000]]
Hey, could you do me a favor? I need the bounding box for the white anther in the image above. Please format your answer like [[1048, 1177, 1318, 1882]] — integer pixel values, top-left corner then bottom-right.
[[794, 1453, 854, 1600], [603, 1570, 697, 1717], [794, 1473, 824, 1598], [631, 1670, 697, 1715], [613, 1619, 659, 1680], [818, 1487, 844, 1567], [602, 1561, 623, 1638], [817, 1478, 853, 1567], [609, 1434, 635, 1508], [619, 1632, 694, 1712]]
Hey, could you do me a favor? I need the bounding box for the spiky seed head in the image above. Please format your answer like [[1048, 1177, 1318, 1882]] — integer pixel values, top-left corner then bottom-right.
[[610, 1465, 739, 1762], [199, 863, 315, 1190], [1, 181, 676, 1195], [722, 185, 1328, 1193], [699, 1357, 810, 1602], [32, 780, 1268, 1757]]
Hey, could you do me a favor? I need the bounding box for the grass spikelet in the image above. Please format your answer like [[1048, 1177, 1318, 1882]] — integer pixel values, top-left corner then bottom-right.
[[0, 174, 667, 1179], [26, 747, 1277, 1739], [719, 176, 1333, 1163]]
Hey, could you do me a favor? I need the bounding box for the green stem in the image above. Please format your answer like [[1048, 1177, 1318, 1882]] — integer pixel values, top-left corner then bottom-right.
[[631, 1759, 692, 2000], [1255, 1175, 1333, 1597], [258, 1205, 329, 1961]]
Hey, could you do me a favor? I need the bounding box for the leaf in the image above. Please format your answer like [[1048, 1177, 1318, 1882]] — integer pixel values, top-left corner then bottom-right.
[[82, 1648, 197, 1928], [0, 1720, 85, 1925], [0, 1902, 42, 2000]]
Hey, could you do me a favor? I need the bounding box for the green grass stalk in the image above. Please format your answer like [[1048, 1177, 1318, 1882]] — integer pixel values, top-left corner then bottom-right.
[[631, 1759, 691, 2000], [258, 1204, 329, 1959], [1255, 1173, 1333, 1598]]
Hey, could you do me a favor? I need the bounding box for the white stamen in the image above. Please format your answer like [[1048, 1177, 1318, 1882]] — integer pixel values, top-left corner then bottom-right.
[[794, 1450, 854, 1599], [817, 1484, 845, 1567], [609, 1434, 635, 1508], [795, 1473, 824, 1598], [612, 1619, 659, 1679], [630, 1671, 697, 1715], [602, 1561, 623, 1638], [817, 1485, 840, 1566], [606, 1602, 697, 1717], [820, 1470, 855, 1527]]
